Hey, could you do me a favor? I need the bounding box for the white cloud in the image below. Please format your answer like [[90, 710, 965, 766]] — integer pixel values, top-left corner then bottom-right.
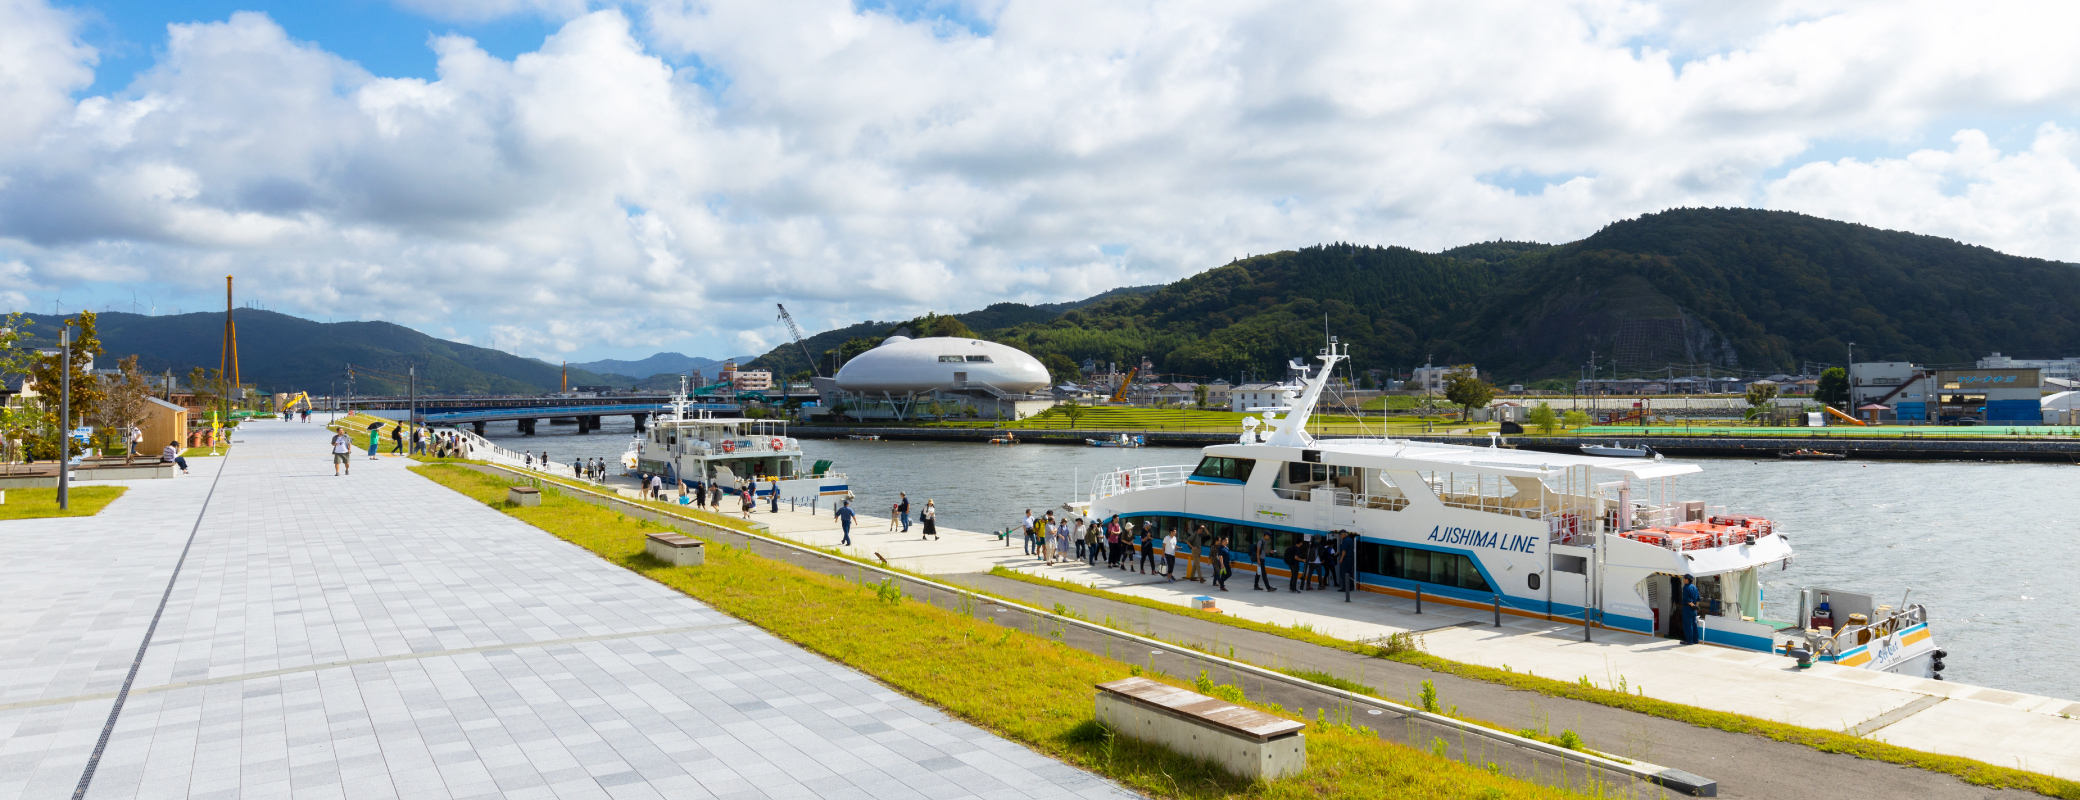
[[3, 0, 2080, 363]]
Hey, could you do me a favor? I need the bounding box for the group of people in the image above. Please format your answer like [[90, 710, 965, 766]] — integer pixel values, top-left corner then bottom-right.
[[1014, 511, 1359, 594], [571, 457, 610, 482], [278, 407, 312, 422], [886, 493, 939, 540]]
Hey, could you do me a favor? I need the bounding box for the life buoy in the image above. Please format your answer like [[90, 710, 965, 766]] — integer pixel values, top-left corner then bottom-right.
[[1122, 473, 1131, 489], [770, 438, 785, 451], [722, 441, 736, 454]]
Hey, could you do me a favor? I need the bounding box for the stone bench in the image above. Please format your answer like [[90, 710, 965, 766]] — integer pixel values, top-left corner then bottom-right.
[[1095, 676, 1305, 780], [508, 486, 540, 507], [645, 532, 705, 566]]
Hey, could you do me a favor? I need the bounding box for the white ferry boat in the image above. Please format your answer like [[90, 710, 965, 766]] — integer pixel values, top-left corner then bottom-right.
[[630, 383, 850, 507], [1086, 342, 1942, 678]]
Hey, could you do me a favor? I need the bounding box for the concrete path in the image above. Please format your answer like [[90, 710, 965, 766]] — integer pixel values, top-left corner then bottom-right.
[[741, 502, 2080, 781], [0, 419, 1133, 800]]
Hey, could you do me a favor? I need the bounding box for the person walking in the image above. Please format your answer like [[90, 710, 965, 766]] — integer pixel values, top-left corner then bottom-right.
[[740, 487, 755, 518], [389, 424, 403, 454], [1161, 527, 1178, 582], [125, 425, 142, 465], [331, 429, 352, 476], [837, 499, 856, 546], [1040, 512, 1057, 563], [1340, 531, 1358, 597], [162, 440, 188, 474], [898, 493, 911, 533], [1084, 518, 1100, 566], [920, 500, 938, 540], [712, 484, 724, 512], [1680, 575, 1701, 645], [1186, 524, 1209, 582], [1211, 536, 1232, 591], [1252, 532, 1275, 591], [1138, 524, 1157, 574]]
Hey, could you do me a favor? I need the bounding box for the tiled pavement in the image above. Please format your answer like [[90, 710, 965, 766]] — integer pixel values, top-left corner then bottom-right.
[[0, 420, 1134, 800]]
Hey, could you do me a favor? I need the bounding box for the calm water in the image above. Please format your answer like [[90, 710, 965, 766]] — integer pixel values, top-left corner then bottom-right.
[[488, 420, 2080, 701]]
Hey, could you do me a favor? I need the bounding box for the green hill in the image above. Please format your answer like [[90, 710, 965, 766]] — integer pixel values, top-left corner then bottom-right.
[[745, 209, 2080, 382], [9, 310, 628, 395]]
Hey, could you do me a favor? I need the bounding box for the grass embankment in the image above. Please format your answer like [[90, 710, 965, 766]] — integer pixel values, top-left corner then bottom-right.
[[923, 406, 1490, 435], [987, 568, 2080, 799], [410, 463, 1611, 800], [0, 486, 128, 520]]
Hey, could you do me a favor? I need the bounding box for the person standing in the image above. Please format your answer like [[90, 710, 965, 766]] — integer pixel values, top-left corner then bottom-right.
[[711, 484, 723, 512], [1252, 532, 1275, 591], [1161, 527, 1178, 582], [887, 500, 901, 532], [1138, 524, 1157, 574], [162, 440, 188, 474], [1680, 575, 1701, 645], [898, 493, 911, 533], [367, 421, 383, 460], [837, 499, 856, 546], [1105, 517, 1123, 568], [769, 480, 780, 513], [1071, 517, 1086, 561], [1283, 537, 1304, 592], [1211, 536, 1231, 591], [125, 425, 142, 465], [331, 429, 352, 476], [1021, 510, 1036, 555], [1186, 524, 1208, 582], [920, 500, 938, 540], [1084, 518, 1101, 566], [1038, 512, 1055, 563]]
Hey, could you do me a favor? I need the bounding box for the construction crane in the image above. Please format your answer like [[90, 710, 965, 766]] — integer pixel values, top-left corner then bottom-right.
[[776, 303, 820, 377], [1109, 365, 1138, 403]]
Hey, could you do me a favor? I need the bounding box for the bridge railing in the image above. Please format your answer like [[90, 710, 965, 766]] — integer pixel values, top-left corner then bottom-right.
[[453, 428, 609, 486]]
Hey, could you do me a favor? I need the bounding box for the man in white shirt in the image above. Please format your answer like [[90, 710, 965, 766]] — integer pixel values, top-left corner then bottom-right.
[[1161, 529, 1179, 581], [331, 430, 353, 476]]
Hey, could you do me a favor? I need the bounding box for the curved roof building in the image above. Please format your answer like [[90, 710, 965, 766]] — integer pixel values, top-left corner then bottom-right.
[[834, 336, 1050, 395]]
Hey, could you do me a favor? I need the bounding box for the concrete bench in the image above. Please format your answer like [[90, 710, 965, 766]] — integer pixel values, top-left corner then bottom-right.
[[645, 532, 705, 566], [508, 486, 540, 507], [1095, 676, 1305, 780]]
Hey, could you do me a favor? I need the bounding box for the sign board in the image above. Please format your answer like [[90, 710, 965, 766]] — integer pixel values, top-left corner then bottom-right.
[[1936, 368, 2040, 389]]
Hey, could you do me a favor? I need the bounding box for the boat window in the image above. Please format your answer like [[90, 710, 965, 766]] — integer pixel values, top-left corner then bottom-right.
[[1192, 457, 1250, 481], [938, 355, 964, 362], [1356, 540, 1492, 593], [964, 355, 993, 362]]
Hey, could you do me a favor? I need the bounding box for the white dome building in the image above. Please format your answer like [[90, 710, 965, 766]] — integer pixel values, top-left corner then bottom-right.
[[835, 336, 1050, 395]]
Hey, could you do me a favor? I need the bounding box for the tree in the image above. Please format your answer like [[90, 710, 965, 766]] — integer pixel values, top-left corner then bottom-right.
[[1526, 402, 1559, 435], [1562, 409, 1591, 429], [1815, 367, 1849, 410], [1058, 400, 1086, 428], [27, 311, 104, 460], [1442, 367, 1495, 421], [187, 367, 223, 419], [92, 355, 153, 463], [1041, 353, 1080, 384], [1193, 384, 1209, 409], [1744, 382, 1780, 422]]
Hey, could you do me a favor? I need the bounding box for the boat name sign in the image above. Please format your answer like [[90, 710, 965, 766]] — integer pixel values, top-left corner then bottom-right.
[[1428, 525, 1540, 554]]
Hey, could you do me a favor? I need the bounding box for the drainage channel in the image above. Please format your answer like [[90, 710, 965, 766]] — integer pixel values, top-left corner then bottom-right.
[[468, 465, 1713, 797]]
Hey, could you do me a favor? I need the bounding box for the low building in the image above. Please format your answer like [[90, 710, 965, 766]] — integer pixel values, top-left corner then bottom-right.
[[730, 370, 773, 392], [1850, 361, 2043, 424], [1411, 364, 1472, 394], [141, 397, 188, 454], [1230, 383, 1297, 412], [1979, 353, 2080, 383]]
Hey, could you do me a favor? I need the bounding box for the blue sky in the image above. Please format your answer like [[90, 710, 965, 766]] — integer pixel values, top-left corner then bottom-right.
[[5, 1, 2080, 364]]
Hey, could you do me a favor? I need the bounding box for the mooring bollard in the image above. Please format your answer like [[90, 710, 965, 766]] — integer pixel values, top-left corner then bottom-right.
[[1414, 585, 1422, 614], [1494, 594, 1502, 627]]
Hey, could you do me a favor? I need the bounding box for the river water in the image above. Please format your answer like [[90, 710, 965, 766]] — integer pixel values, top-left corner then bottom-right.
[[488, 420, 2079, 702]]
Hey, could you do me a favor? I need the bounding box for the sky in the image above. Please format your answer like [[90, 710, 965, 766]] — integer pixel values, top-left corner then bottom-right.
[[3, 0, 2080, 363]]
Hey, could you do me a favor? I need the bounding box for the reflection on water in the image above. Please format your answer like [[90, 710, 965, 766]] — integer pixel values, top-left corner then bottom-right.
[[487, 420, 2080, 702]]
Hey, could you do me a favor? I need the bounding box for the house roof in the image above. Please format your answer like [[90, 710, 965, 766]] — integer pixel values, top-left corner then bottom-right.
[[147, 396, 186, 411]]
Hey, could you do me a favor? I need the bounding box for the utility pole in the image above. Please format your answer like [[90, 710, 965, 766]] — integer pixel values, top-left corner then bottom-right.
[[58, 326, 71, 510], [221, 276, 240, 422]]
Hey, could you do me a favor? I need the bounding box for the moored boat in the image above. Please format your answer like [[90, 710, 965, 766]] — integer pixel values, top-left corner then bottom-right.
[[1779, 448, 1846, 460], [1580, 442, 1653, 457], [1083, 342, 1940, 678], [630, 378, 850, 506], [1087, 433, 1145, 448]]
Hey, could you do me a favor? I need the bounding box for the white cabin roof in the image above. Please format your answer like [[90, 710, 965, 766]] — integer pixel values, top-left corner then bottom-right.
[[1205, 437, 1702, 479]]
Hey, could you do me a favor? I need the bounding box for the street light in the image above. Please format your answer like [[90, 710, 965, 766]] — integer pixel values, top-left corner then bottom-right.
[[58, 326, 70, 511]]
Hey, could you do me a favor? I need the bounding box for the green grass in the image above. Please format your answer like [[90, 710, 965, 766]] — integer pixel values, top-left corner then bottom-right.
[[0, 486, 127, 520], [409, 463, 1611, 800], [180, 447, 222, 458], [918, 405, 1484, 434], [986, 566, 2080, 798]]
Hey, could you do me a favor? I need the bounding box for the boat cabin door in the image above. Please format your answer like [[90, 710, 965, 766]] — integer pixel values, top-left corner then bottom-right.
[[1549, 551, 1589, 617]]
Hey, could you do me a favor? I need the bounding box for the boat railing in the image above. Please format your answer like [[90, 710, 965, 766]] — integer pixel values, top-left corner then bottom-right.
[[1333, 490, 1411, 512], [1437, 493, 1542, 520], [1816, 604, 1929, 655], [1272, 487, 1311, 501], [1092, 464, 1195, 499]]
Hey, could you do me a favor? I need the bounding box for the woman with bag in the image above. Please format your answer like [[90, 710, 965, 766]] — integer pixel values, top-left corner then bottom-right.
[[920, 500, 939, 540]]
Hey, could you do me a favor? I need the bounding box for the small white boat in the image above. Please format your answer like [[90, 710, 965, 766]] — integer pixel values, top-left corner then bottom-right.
[[619, 437, 641, 473], [1087, 433, 1145, 448], [1580, 442, 1653, 458]]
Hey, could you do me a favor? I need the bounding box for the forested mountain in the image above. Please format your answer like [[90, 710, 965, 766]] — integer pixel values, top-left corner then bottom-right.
[[9, 310, 628, 395], [569, 353, 747, 380], [744, 209, 2080, 383]]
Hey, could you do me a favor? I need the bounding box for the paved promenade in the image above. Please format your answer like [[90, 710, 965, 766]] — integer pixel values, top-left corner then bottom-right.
[[0, 420, 1131, 800]]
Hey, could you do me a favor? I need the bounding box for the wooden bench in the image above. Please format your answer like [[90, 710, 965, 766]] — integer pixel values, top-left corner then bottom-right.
[[507, 486, 541, 507], [645, 532, 705, 566], [1095, 676, 1305, 779]]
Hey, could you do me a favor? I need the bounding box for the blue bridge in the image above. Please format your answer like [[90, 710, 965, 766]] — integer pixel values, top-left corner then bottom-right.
[[413, 402, 739, 435]]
